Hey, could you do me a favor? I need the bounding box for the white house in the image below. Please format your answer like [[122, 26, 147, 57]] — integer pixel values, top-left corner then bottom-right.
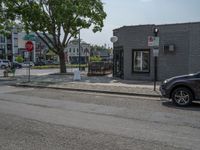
[[65, 39, 90, 64]]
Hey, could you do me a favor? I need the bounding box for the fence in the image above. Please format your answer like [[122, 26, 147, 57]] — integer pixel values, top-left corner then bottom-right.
[[88, 61, 112, 76]]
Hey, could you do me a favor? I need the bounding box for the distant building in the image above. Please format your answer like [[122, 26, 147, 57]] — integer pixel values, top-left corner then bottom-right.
[[65, 39, 90, 64], [113, 22, 200, 80], [0, 28, 18, 61]]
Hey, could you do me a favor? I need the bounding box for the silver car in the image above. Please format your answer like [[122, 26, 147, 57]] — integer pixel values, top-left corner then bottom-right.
[[21, 61, 35, 67], [0, 59, 10, 69]]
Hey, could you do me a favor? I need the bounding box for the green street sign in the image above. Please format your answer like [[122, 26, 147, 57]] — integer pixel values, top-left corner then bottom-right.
[[23, 34, 36, 41]]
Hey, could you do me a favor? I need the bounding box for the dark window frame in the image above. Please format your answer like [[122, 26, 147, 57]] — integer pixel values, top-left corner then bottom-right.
[[132, 49, 150, 73]]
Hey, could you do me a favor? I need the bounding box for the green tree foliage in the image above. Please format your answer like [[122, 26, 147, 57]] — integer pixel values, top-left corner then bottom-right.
[[1, 0, 106, 73], [90, 45, 105, 51], [15, 55, 24, 63]]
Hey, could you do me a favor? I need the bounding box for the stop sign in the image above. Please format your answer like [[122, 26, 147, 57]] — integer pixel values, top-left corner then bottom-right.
[[25, 41, 34, 52]]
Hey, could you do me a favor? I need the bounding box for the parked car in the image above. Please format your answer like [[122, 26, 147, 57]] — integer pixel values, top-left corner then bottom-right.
[[45, 60, 54, 65], [45, 60, 59, 65], [52, 61, 59, 65], [45, 60, 55, 65], [12, 61, 22, 69], [21, 61, 35, 67], [0, 59, 10, 69], [160, 72, 200, 106], [34, 61, 46, 66]]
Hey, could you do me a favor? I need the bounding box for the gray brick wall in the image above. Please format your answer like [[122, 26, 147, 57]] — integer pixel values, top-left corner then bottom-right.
[[113, 22, 200, 81], [188, 23, 200, 73]]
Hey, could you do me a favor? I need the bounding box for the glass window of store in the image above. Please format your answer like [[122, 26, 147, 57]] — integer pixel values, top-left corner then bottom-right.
[[133, 50, 150, 73]]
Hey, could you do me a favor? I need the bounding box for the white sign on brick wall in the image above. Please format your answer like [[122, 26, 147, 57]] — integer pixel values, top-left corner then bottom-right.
[[148, 36, 160, 47]]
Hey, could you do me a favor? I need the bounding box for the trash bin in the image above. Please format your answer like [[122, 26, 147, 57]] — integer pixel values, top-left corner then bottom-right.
[[3, 71, 8, 77], [73, 69, 81, 80]]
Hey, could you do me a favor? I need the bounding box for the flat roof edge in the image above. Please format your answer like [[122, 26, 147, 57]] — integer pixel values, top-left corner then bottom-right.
[[113, 21, 200, 31]]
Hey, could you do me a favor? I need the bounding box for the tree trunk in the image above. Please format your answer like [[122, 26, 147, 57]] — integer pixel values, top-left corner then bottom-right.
[[59, 50, 67, 73]]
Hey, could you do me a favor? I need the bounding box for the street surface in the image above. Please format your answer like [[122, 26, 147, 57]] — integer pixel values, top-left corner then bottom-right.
[[0, 85, 200, 150]]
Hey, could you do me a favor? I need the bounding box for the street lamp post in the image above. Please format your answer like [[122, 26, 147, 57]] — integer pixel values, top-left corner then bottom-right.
[[78, 30, 81, 71], [73, 30, 81, 81], [153, 48, 159, 91], [153, 27, 159, 91]]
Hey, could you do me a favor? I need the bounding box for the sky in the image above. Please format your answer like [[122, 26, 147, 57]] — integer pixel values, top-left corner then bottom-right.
[[80, 0, 200, 47]]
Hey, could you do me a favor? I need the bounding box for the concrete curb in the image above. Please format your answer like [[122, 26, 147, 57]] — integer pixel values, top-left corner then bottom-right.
[[12, 83, 161, 98]]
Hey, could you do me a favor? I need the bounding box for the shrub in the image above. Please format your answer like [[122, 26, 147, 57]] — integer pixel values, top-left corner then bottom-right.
[[32, 65, 59, 69], [90, 56, 102, 62], [15, 55, 24, 63]]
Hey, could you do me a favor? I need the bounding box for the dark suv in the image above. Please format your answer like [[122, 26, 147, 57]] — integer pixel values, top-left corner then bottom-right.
[[160, 72, 200, 106]]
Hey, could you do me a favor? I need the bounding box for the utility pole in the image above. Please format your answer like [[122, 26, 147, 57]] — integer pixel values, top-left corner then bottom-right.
[[153, 27, 159, 91]]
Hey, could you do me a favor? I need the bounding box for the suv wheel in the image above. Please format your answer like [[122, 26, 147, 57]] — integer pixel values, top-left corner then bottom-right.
[[171, 87, 193, 106], [1, 65, 6, 69]]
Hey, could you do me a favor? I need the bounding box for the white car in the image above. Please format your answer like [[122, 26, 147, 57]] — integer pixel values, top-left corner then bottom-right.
[[0, 59, 11, 69], [21, 61, 35, 67]]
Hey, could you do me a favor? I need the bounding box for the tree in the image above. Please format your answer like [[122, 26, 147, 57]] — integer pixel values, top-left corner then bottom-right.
[[2, 0, 106, 73], [90, 44, 105, 52]]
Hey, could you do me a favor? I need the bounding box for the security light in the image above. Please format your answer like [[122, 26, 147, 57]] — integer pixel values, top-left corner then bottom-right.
[[153, 27, 159, 37]]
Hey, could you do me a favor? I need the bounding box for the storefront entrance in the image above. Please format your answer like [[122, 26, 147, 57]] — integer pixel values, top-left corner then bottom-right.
[[113, 46, 124, 78]]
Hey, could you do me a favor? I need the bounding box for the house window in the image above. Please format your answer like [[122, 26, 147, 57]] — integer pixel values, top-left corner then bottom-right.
[[133, 50, 150, 73]]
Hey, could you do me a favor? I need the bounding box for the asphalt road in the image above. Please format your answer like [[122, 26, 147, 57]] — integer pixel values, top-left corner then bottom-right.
[[0, 86, 200, 150]]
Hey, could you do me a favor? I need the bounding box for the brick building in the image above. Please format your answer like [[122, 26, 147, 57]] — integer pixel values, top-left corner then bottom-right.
[[112, 22, 200, 81]]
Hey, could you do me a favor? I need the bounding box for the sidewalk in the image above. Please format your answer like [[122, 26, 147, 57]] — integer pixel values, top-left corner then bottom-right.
[[12, 73, 161, 97], [0, 76, 16, 81]]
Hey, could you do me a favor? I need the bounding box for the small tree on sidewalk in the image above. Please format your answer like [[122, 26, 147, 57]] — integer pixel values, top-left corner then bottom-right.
[[1, 0, 107, 73]]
